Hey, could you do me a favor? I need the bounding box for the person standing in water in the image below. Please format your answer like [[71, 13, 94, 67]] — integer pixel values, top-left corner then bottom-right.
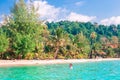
[[69, 63, 73, 69]]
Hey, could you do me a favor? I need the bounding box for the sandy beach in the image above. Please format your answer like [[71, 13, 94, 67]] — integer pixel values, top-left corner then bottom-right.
[[0, 58, 120, 67]]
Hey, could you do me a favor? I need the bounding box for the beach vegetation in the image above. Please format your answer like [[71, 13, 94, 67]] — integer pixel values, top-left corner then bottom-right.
[[0, 0, 120, 59]]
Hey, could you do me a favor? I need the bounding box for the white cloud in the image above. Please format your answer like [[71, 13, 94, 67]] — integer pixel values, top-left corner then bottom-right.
[[75, 1, 84, 6], [33, 0, 66, 22], [66, 12, 96, 22], [0, 15, 4, 20], [100, 16, 120, 25], [32, 0, 96, 22], [0, 15, 4, 26], [0, 15, 10, 26]]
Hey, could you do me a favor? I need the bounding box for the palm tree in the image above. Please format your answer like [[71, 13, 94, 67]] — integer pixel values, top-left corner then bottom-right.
[[89, 32, 97, 58], [75, 32, 90, 54], [45, 27, 68, 59]]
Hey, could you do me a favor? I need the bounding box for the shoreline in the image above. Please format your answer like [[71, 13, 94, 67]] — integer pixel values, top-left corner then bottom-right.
[[0, 58, 120, 67]]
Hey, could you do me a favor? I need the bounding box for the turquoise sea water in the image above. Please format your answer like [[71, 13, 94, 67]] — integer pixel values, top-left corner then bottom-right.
[[0, 60, 120, 80]]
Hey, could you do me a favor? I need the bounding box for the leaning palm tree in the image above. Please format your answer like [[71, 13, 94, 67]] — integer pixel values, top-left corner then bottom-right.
[[46, 27, 68, 59], [53, 27, 69, 59]]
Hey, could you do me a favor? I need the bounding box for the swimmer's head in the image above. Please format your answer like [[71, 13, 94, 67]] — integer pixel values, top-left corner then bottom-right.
[[69, 63, 73, 69]]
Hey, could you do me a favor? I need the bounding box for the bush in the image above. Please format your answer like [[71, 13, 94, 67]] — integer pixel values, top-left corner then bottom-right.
[[25, 53, 34, 60]]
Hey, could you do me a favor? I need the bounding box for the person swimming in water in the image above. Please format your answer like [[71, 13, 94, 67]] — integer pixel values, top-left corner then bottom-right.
[[69, 63, 73, 69]]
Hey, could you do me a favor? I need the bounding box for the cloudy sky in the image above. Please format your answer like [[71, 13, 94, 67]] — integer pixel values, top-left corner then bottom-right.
[[0, 0, 120, 25]]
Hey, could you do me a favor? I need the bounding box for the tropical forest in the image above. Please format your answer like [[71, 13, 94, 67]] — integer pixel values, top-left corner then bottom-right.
[[0, 0, 120, 60]]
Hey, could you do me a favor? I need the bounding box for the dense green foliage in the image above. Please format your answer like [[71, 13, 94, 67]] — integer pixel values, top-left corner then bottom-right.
[[47, 21, 120, 40], [0, 0, 120, 59], [0, 29, 9, 58], [46, 21, 120, 58]]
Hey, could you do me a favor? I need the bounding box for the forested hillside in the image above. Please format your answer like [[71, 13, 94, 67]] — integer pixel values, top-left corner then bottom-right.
[[47, 21, 120, 40], [46, 21, 120, 58], [0, 0, 120, 60]]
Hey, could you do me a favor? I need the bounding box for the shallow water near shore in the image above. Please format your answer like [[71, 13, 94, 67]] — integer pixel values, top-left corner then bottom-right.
[[0, 60, 120, 80]]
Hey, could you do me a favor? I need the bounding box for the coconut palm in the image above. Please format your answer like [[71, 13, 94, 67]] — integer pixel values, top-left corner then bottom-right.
[[89, 32, 97, 58], [45, 27, 70, 59], [75, 32, 90, 55]]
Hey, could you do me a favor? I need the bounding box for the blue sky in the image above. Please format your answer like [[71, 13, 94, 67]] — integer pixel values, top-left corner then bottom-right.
[[0, 0, 120, 25], [0, 0, 14, 15], [47, 0, 120, 22]]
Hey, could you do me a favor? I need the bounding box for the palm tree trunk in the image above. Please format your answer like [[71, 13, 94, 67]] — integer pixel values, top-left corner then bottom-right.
[[89, 38, 93, 59], [0, 53, 2, 59], [89, 50, 92, 59], [54, 48, 59, 59]]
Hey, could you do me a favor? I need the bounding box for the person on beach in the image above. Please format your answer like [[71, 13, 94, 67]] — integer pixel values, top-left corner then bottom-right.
[[69, 63, 73, 69]]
